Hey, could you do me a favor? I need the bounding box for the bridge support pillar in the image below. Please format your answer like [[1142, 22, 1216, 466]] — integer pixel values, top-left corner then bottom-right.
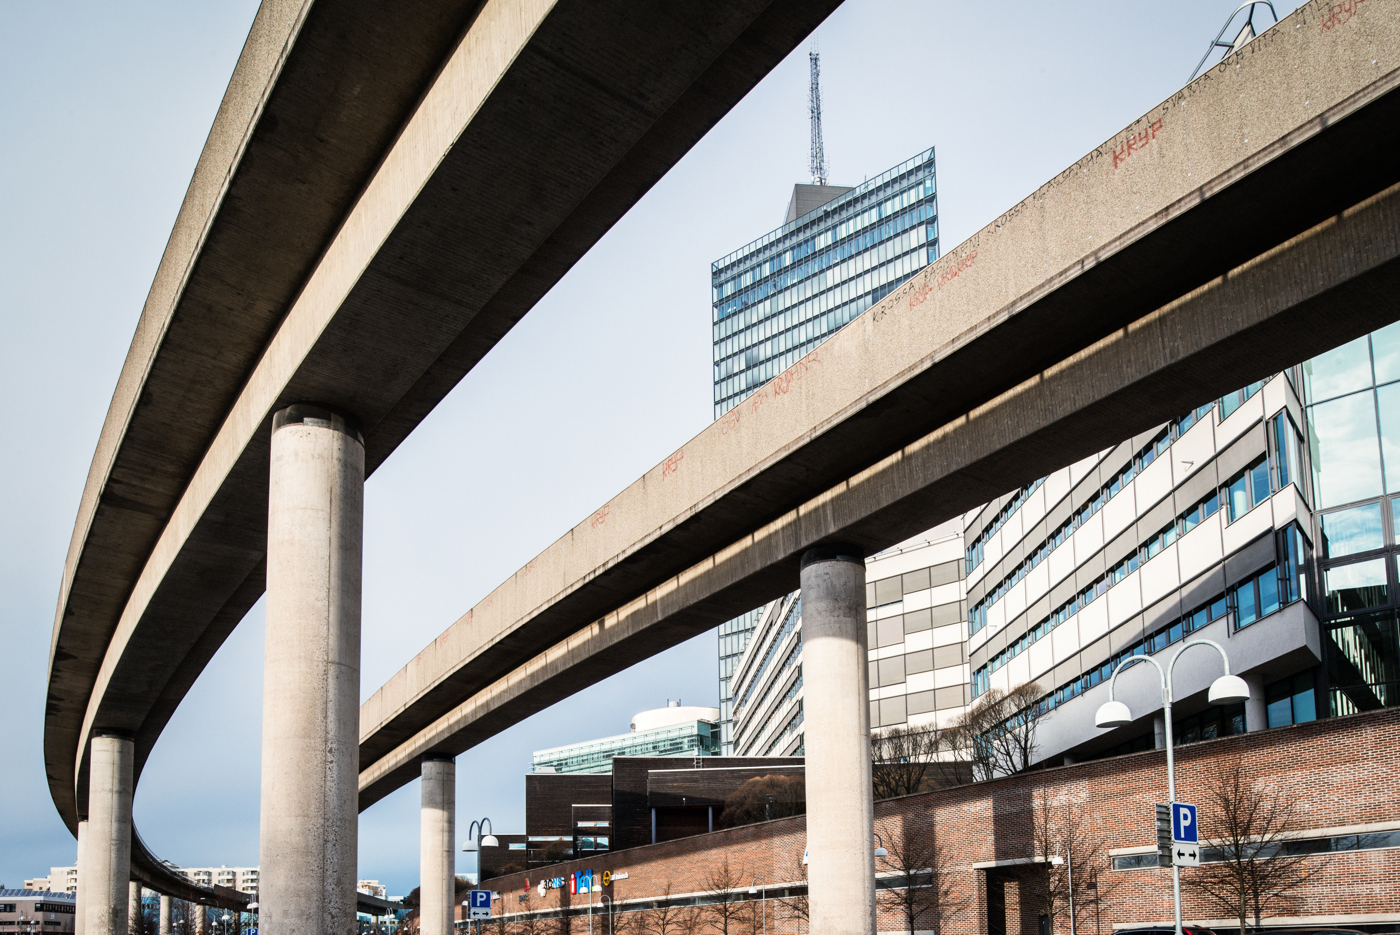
[[158, 895, 171, 935], [86, 734, 134, 935], [194, 906, 205, 935], [75, 819, 87, 935], [259, 405, 364, 935], [799, 545, 875, 935], [420, 756, 456, 935], [128, 882, 141, 935]]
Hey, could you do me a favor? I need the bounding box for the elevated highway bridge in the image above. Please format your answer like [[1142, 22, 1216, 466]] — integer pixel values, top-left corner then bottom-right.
[[47, 1, 1400, 932]]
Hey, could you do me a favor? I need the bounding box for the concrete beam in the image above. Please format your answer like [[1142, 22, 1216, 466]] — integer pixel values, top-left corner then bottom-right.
[[358, 178, 1400, 805], [47, 0, 842, 853], [357, 3, 1400, 782]]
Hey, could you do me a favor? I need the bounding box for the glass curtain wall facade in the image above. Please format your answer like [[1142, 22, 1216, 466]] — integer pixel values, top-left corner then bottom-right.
[[531, 720, 720, 775], [1303, 325, 1400, 717], [711, 148, 938, 418], [711, 149, 939, 751]]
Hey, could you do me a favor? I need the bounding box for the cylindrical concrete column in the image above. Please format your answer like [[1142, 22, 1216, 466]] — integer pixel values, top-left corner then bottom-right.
[[76, 819, 88, 935], [258, 405, 364, 935], [128, 882, 141, 935], [194, 905, 206, 935], [420, 756, 456, 935], [1245, 675, 1268, 731], [799, 545, 874, 935], [86, 734, 134, 935], [158, 896, 171, 935]]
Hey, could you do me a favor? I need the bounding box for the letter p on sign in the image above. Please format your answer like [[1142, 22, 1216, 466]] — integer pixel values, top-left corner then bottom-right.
[[1172, 802, 1198, 844]]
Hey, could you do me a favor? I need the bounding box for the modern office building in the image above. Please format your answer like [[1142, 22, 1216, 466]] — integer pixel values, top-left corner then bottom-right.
[[727, 323, 1400, 765], [530, 703, 720, 775], [174, 866, 260, 895], [729, 521, 970, 757], [23, 867, 77, 894], [0, 890, 76, 934], [711, 147, 940, 750]]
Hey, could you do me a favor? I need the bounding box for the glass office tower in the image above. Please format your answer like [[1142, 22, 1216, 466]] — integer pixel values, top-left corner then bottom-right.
[[710, 147, 940, 751], [711, 148, 939, 418]]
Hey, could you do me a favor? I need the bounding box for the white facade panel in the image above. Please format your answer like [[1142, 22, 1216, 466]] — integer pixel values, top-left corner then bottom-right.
[[1263, 375, 1288, 418], [1078, 598, 1109, 646], [1026, 561, 1050, 604], [1102, 487, 1137, 542], [1051, 619, 1082, 665], [1217, 391, 1265, 447], [1005, 578, 1028, 621], [1171, 416, 1217, 486], [932, 623, 962, 647], [1069, 453, 1101, 489], [1223, 500, 1276, 556], [905, 629, 934, 652], [1023, 484, 1048, 530], [1075, 512, 1105, 562], [1140, 541, 1182, 606], [1044, 467, 1072, 511], [906, 671, 935, 693], [1048, 540, 1076, 589], [934, 666, 965, 689], [988, 599, 1007, 634], [1136, 447, 1174, 511], [1107, 573, 1143, 627], [1007, 653, 1031, 688], [928, 582, 962, 607], [1178, 512, 1225, 582], [1028, 639, 1054, 680], [902, 588, 932, 611]]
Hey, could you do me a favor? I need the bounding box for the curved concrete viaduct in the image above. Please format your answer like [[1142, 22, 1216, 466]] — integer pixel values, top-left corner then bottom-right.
[[356, 2, 1400, 803], [45, 0, 842, 908], [47, 0, 1400, 928]]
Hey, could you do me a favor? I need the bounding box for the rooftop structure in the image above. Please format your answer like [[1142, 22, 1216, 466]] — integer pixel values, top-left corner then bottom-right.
[[532, 703, 721, 774]]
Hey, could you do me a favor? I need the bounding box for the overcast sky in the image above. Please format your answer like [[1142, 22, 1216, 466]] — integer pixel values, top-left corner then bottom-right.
[[0, 0, 1306, 897]]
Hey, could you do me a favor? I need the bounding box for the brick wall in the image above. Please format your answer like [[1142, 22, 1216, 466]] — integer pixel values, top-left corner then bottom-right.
[[478, 709, 1400, 934]]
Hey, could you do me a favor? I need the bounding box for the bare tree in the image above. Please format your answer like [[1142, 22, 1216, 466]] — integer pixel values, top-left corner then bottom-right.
[[1026, 786, 1116, 934], [776, 855, 808, 934], [697, 856, 752, 935], [625, 882, 689, 935], [950, 682, 1046, 780], [1185, 759, 1322, 935], [504, 890, 551, 935], [871, 725, 968, 799], [877, 824, 941, 935]]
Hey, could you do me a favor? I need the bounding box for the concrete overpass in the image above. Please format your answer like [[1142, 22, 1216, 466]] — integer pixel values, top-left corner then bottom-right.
[[357, 1, 1400, 800], [45, 0, 843, 922], [48, 0, 1400, 933]]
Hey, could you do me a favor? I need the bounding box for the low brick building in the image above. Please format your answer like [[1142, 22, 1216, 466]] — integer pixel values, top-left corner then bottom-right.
[[472, 708, 1400, 933]]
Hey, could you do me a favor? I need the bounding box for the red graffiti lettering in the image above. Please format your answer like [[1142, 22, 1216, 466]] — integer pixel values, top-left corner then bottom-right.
[[590, 504, 611, 528], [936, 251, 977, 291], [1113, 118, 1164, 169], [1320, 0, 1366, 31], [719, 406, 742, 435], [908, 279, 934, 310], [662, 450, 685, 480]]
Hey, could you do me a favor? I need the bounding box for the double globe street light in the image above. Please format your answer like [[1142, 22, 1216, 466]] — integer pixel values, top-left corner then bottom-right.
[[1094, 638, 1251, 935]]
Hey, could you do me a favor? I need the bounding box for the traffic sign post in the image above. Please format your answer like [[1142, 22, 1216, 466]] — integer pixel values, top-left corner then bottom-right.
[[1155, 804, 1174, 867], [1171, 803, 1200, 867], [468, 890, 492, 920]]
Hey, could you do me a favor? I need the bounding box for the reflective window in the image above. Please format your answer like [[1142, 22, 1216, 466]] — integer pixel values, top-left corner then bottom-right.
[[1224, 457, 1271, 522], [1308, 390, 1384, 508], [1372, 320, 1400, 384], [1266, 670, 1318, 728], [1327, 611, 1400, 714], [1320, 503, 1386, 559], [1303, 335, 1372, 404], [1324, 558, 1389, 615], [1379, 383, 1400, 493]]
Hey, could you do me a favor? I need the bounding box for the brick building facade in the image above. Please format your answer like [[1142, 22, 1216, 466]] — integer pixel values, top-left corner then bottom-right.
[[473, 708, 1400, 933]]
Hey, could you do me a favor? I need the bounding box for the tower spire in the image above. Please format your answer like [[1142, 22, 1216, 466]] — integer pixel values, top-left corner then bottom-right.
[[808, 38, 827, 186]]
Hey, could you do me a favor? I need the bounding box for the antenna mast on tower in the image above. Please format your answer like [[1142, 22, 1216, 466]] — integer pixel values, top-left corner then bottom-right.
[[808, 39, 827, 186]]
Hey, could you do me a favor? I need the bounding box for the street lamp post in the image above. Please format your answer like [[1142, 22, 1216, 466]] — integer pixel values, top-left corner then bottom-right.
[[748, 879, 766, 935], [1051, 846, 1075, 935], [1094, 638, 1250, 935], [599, 894, 613, 935]]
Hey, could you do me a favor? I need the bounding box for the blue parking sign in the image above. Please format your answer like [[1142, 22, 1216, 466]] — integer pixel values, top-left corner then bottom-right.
[[468, 890, 491, 919], [1172, 802, 1198, 844]]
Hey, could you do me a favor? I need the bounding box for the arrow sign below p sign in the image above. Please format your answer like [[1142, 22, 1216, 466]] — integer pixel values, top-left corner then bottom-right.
[[1173, 844, 1201, 867]]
